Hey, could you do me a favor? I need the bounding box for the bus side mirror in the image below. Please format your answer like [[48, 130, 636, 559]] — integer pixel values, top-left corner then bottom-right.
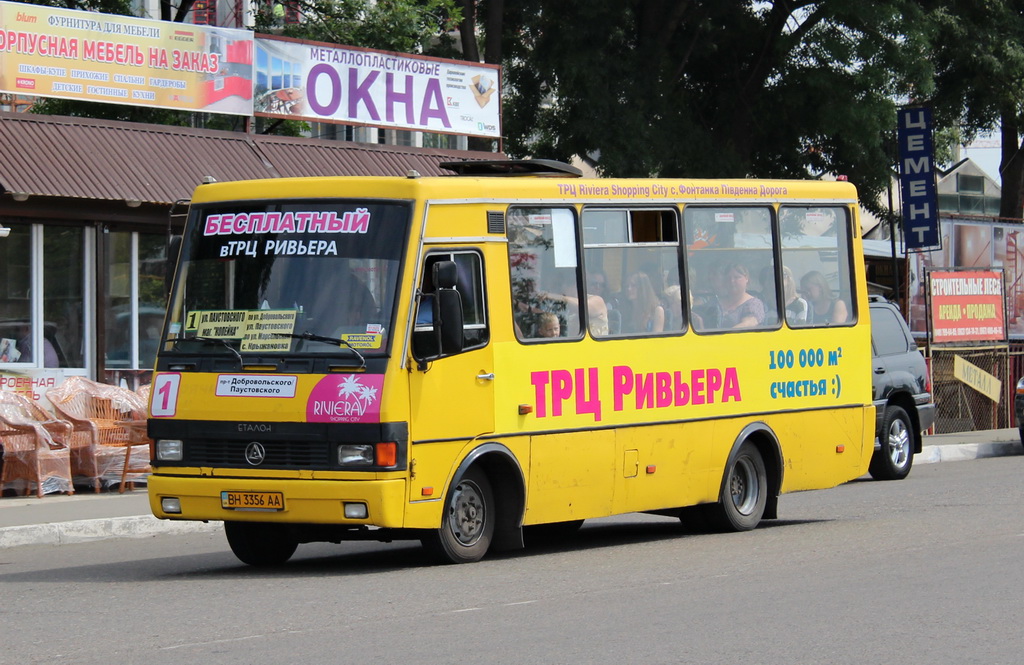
[[432, 261, 464, 355], [165, 235, 182, 297]]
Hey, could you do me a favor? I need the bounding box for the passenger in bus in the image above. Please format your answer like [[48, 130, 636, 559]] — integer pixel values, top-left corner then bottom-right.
[[536, 312, 561, 338], [716, 262, 766, 329], [782, 266, 809, 324], [801, 270, 848, 324], [536, 281, 609, 337], [624, 272, 665, 333], [589, 270, 623, 335]]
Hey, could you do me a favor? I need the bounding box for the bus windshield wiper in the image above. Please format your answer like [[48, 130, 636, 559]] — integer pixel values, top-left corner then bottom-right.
[[271, 331, 366, 368], [164, 336, 243, 365]]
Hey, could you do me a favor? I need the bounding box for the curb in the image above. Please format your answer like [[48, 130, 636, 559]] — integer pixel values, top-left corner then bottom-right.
[[0, 515, 219, 549], [917, 441, 1022, 465]]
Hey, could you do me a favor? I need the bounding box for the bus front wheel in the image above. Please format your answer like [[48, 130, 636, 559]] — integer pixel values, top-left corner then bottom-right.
[[224, 521, 298, 567], [422, 467, 495, 564], [702, 441, 768, 532]]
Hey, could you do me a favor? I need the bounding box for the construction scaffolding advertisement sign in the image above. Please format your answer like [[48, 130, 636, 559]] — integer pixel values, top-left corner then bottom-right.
[[927, 269, 1007, 344], [254, 35, 501, 138], [0, 1, 254, 115]]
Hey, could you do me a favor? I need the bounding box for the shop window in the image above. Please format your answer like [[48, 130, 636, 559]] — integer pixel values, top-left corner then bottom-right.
[[0, 222, 33, 364], [104, 231, 170, 371], [0, 223, 84, 368], [43, 226, 85, 367]]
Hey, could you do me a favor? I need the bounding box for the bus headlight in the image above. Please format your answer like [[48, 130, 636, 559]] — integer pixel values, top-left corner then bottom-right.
[[338, 444, 374, 465], [156, 439, 184, 461]]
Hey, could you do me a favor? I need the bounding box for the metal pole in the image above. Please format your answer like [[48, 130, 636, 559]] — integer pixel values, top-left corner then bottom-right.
[[887, 176, 902, 312]]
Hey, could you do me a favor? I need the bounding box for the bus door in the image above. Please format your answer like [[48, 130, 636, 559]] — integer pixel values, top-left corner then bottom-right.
[[408, 248, 494, 441]]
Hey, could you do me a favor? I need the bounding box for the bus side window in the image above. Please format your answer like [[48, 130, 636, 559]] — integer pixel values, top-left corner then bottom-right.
[[507, 207, 583, 342], [412, 250, 488, 361], [780, 206, 855, 328], [684, 206, 778, 332]]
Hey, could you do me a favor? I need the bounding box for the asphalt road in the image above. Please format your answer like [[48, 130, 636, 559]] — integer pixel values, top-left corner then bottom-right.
[[1, 456, 1022, 665]]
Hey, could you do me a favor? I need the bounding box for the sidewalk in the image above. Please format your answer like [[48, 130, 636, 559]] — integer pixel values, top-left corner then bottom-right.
[[1, 429, 1021, 549]]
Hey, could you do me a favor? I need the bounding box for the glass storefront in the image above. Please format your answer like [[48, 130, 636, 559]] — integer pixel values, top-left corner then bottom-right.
[[0, 222, 86, 369], [104, 230, 170, 372], [0, 219, 169, 390]]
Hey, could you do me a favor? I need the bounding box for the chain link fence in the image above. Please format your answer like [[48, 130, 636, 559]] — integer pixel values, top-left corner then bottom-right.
[[927, 344, 1024, 433]]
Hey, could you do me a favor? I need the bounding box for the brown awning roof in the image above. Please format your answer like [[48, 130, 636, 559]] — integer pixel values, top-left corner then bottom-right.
[[0, 111, 500, 205]]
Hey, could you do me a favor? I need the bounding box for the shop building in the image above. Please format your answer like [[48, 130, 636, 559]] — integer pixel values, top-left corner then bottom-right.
[[0, 110, 497, 401]]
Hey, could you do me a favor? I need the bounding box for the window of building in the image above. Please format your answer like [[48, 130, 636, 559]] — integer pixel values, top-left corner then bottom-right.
[[957, 174, 985, 195], [103, 230, 170, 372], [0, 222, 86, 368]]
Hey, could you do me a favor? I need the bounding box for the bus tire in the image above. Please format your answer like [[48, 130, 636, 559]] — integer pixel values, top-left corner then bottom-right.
[[869, 405, 914, 481], [422, 467, 495, 564], [706, 441, 767, 532], [224, 521, 298, 567]]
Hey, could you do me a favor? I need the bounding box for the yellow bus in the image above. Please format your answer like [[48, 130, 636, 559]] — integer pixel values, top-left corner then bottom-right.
[[147, 160, 874, 566]]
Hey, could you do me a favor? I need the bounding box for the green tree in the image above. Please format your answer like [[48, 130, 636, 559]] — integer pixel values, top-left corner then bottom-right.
[[491, 1, 939, 218], [256, 0, 461, 57], [927, 0, 1024, 219]]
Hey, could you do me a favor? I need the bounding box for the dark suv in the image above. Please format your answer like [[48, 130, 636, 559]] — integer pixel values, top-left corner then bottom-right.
[[869, 297, 936, 480]]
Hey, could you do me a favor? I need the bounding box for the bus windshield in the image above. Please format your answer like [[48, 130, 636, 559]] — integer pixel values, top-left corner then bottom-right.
[[163, 200, 410, 357]]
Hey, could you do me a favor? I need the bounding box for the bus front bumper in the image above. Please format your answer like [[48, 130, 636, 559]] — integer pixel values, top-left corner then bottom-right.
[[148, 474, 408, 527]]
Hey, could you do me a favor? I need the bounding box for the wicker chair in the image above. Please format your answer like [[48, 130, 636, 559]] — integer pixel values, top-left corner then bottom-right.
[[46, 377, 151, 493], [0, 391, 74, 497]]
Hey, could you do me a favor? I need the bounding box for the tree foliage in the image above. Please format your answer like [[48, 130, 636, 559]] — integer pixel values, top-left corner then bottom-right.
[[494, 0, 948, 218], [926, 0, 1024, 217], [255, 0, 461, 57]]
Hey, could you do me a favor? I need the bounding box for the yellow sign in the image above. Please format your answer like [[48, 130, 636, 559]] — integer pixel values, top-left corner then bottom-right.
[[340, 333, 383, 349], [240, 310, 297, 352], [953, 355, 1002, 403], [192, 310, 247, 338], [0, 0, 253, 114]]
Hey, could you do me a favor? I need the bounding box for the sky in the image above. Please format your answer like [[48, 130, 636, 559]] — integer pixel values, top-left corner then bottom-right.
[[962, 134, 1002, 182]]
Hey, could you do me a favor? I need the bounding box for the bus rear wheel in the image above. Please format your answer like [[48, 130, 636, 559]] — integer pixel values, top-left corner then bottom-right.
[[224, 521, 298, 567], [700, 441, 768, 532], [422, 467, 495, 564]]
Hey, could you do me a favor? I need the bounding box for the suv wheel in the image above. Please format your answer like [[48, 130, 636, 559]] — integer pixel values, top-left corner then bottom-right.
[[870, 405, 914, 481]]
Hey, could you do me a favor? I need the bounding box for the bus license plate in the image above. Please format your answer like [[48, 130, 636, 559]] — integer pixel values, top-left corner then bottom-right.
[[221, 491, 285, 511]]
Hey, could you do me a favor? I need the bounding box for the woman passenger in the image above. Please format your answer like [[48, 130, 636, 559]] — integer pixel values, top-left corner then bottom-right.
[[801, 270, 848, 324], [625, 272, 665, 333], [716, 262, 765, 329], [782, 266, 809, 324]]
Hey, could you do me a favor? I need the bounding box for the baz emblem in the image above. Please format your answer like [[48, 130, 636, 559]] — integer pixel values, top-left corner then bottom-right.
[[244, 441, 266, 466]]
